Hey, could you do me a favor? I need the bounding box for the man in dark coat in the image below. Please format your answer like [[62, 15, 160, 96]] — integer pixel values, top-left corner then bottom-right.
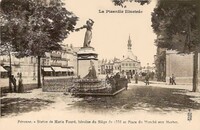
[[145, 73, 150, 85], [134, 72, 139, 84], [171, 74, 176, 85]]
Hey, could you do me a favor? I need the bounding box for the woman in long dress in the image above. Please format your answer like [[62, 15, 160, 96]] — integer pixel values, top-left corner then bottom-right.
[[75, 19, 94, 47], [18, 73, 24, 93]]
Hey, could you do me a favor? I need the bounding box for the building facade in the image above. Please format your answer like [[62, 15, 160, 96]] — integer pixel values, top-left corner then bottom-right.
[[41, 44, 78, 76], [141, 63, 156, 73], [120, 36, 141, 74], [113, 58, 121, 74], [0, 54, 38, 83], [166, 50, 200, 84], [0, 44, 79, 83], [99, 36, 141, 75]]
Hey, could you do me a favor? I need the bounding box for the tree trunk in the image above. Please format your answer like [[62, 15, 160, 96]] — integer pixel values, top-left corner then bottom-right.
[[8, 51, 12, 92], [192, 49, 199, 92], [37, 56, 41, 88]]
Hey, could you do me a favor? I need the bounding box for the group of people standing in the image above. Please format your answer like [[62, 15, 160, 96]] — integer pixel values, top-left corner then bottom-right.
[[10, 73, 24, 93], [106, 71, 153, 87], [134, 72, 150, 85]]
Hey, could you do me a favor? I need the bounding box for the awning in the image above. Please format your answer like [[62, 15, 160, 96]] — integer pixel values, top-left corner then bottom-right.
[[61, 68, 70, 72], [51, 67, 75, 72], [52, 67, 63, 72], [68, 68, 75, 72], [0, 66, 7, 72], [42, 67, 53, 72]]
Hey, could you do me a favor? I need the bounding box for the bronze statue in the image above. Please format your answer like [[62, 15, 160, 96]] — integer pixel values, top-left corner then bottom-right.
[[75, 19, 94, 48]]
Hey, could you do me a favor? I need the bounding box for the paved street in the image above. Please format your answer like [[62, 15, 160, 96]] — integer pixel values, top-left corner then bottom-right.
[[1, 81, 200, 130], [1, 81, 200, 117]]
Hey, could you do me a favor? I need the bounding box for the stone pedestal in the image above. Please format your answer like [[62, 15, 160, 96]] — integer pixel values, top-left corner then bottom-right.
[[77, 47, 98, 78]]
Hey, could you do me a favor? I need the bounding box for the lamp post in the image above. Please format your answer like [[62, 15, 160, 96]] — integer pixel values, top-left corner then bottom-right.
[[33, 62, 36, 80], [42, 59, 45, 86]]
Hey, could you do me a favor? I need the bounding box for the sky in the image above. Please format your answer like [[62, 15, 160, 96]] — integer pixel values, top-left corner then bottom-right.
[[63, 0, 157, 66]]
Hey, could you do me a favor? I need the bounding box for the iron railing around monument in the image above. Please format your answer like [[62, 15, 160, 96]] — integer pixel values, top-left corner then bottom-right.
[[70, 77, 128, 95]]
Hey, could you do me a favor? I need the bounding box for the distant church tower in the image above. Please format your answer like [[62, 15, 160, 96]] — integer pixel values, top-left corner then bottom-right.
[[126, 35, 137, 61], [127, 35, 132, 51], [121, 35, 141, 74]]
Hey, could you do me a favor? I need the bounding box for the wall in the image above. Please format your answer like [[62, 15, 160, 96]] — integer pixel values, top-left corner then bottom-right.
[[166, 51, 200, 84]]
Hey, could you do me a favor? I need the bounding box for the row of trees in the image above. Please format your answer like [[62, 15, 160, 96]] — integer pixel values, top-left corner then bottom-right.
[[152, 0, 200, 92], [0, 0, 78, 91]]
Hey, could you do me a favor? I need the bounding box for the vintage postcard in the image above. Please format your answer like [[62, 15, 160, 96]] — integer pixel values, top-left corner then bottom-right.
[[0, 0, 200, 130]]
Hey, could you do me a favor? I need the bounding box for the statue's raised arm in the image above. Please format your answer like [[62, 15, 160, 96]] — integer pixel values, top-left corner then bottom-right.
[[75, 19, 94, 47]]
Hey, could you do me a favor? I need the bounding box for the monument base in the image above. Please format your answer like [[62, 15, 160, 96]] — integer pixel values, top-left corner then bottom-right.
[[67, 77, 128, 97], [77, 47, 98, 78]]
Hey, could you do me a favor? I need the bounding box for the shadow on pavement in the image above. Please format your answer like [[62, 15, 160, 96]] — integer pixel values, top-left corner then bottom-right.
[[71, 86, 200, 114], [1, 98, 54, 117]]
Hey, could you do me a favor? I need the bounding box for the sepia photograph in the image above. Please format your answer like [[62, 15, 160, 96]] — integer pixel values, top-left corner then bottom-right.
[[0, 0, 200, 130]]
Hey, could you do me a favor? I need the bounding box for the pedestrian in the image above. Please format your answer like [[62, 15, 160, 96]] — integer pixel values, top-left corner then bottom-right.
[[127, 73, 131, 83], [171, 74, 176, 85], [134, 72, 139, 84], [18, 73, 24, 93], [150, 72, 155, 80], [11, 75, 17, 92], [169, 76, 172, 85], [125, 76, 128, 90], [114, 72, 120, 79], [145, 73, 150, 85], [130, 71, 133, 79], [120, 71, 126, 79], [105, 74, 110, 84]]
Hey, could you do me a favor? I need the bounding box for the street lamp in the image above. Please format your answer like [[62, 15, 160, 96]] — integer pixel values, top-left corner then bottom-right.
[[42, 59, 45, 86]]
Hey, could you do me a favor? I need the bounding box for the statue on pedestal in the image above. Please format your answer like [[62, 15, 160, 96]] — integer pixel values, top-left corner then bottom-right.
[[75, 19, 94, 48]]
